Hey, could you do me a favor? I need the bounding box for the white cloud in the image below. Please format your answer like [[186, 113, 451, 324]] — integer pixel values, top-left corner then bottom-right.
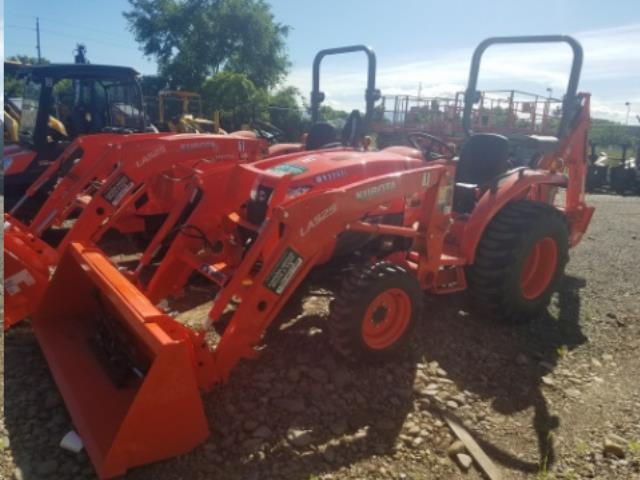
[[283, 23, 640, 124]]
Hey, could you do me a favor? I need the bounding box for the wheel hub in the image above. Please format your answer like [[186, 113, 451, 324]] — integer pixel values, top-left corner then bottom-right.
[[371, 304, 388, 324]]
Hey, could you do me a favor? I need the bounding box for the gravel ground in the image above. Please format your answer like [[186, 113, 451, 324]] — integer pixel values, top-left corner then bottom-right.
[[1, 193, 639, 480]]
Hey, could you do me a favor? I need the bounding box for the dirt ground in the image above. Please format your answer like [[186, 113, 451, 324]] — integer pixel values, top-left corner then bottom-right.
[[1, 193, 639, 480]]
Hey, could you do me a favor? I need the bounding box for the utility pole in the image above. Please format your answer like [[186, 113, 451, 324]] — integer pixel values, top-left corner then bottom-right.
[[36, 17, 42, 63], [624, 102, 631, 126]]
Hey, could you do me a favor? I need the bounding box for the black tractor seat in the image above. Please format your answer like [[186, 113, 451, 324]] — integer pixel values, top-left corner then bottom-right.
[[453, 133, 512, 214]]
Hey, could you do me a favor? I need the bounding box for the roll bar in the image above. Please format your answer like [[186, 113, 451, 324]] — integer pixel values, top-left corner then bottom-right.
[[310, 45, 381, 125], [462, 35, 583, 139]]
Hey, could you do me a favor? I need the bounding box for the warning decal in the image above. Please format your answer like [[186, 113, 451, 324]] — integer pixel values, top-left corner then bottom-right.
[[264, 248, 304, 295]]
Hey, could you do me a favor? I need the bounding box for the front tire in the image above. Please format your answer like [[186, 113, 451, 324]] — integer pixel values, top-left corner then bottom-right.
[[328, 262, 422, 361], [467, 201, 569, 323]]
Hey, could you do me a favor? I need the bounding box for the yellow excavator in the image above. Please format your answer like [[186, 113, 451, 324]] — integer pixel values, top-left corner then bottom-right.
[[150, 90, 222, 133]]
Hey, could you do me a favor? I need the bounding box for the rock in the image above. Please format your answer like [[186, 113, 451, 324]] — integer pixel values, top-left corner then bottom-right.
[[220, 433, 236, 448], [436, 367, 448, 377], [331, 368, 351, 388], [242, 438, 263, 452], [405, 423, 421, 436], [252, 426, 272, 439], [427, 361, 440, 374], [323, 447, 336, 463], [308, 367, 329, 383], [376, 418, 396, 432], [602, 353, 614, 362], [411, 437, 425, 448], [455, 453, 473, 471], [542, 376, 555, 386], [591, 358, 603, 368], [243, 420, 259, 432], [458, 310, 470, 317], [12, 467, 25, 480], [286, 368, 300, 383], [307, 326, 323, 337], [565, 388, 581, 398], [446, 400, 458, 409], [424, 383, 439, 394], [330, 418, 347, 435], [36, 460, 59, 476], [43, 392, 60, 410], [353, 426, 368, 440], [606, 312, 617, 319], [603, 434, 627, 458], [273, 397, 305, 413], [447, 440, 466, 456], [287, 428, 314, 448]]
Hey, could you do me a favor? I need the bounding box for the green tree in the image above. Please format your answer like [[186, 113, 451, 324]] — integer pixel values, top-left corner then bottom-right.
[[4, 55, 50, 98], [7, 55, 50, 66], [124, 0, 290, 90], [318, 105, 349, 124], [268, 86, 306, 141], [140, 75, 169, 97], [590, 119, 635, 148], [201, 71, 267, 129]]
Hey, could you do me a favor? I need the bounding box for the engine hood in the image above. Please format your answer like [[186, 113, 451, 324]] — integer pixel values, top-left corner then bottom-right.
[[254, 147, 425, 190]]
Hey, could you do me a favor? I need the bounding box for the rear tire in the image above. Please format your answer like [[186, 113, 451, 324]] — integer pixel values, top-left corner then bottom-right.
[[328, 262, 422, 361], [467, 200, 569, 324]]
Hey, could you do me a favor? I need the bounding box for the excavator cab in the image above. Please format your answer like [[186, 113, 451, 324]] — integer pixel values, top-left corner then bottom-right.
[[4, 64, 146, 203]]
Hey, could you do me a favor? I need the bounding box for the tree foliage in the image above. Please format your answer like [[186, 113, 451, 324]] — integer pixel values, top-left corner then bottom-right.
[[124, 0, 290, 90], [590, 118, 636, 148], [268, 86, 305, 140], [201, 71, 267, 129], [7, 55, 50, 66], [4, 55, 51, 98]]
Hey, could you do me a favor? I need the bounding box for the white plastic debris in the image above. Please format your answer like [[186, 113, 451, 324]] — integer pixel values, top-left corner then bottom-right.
[[60, 430, 84, 453]]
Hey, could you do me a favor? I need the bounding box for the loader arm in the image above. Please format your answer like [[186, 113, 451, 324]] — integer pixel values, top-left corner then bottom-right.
[[198, 163, 454, 386], [4, 133, 265, 329]]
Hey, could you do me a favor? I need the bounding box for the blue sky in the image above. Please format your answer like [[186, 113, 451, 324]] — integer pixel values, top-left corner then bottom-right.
[[3, 0, 640, 122]]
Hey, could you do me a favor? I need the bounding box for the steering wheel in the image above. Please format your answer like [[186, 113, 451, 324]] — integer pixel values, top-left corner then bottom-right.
[[341, 110, 364, 147], [407, 132, 455, 161]]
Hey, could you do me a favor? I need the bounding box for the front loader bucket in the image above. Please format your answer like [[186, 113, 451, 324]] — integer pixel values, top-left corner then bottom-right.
[[3, 219, 57, 329], [32, 243, 209, 478]]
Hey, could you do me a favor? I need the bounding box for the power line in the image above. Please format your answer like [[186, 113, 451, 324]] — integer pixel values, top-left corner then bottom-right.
[[38, 28, 134, 49], [37, 16, 130, 38], [6, 22, 136, 50], [6, 24, 36, 31], [5, 13, 132, 38]]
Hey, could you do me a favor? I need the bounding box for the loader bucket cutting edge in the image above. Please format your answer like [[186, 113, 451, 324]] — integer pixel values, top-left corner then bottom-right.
[[32, 243, 209, 478]]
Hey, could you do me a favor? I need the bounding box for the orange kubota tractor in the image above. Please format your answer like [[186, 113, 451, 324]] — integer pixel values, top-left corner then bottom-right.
[[4, 131, 267, 329], [26, 36, 593, 478], [2, 45, 382, 330]]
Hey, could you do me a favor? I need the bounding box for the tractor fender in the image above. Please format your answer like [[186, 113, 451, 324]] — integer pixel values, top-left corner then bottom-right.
[[460, 170, 568, 264]]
